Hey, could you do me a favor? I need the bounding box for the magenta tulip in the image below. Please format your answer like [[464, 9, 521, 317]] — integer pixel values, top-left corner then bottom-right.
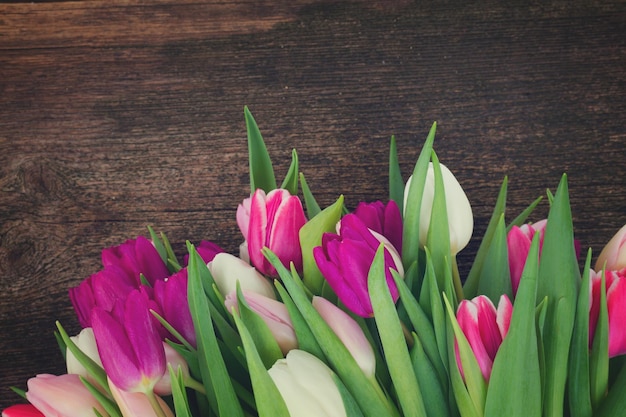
[[225, 290, 298, 355], [352, 200, 403, 255], [243, 189, 307, 276], [101, 235, 170, 286], [25, 374, 106, 417], [183, 240, 224, 266], [595, 224, 626, 272], [589, 268, 626, 357], [153, 268, 196, 347], [2, 404, 44, 417], [91, 289, 166, 393], [455, 295, 512, 381], [313, 212, 404, 317]]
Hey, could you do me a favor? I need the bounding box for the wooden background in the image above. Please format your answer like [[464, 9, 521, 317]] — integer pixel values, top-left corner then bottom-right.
[[1, 0, 625, 408]]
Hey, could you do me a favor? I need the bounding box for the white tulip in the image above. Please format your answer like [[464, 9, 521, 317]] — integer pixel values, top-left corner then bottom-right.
[[66, 327, 103, 380], [268, 350, 347, 417], [207, 252, 275, 299], [404, 162, 473, 255]]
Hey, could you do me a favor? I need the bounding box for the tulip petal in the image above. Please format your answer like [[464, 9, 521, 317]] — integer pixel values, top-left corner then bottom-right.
[[607, 273, 626, 357]]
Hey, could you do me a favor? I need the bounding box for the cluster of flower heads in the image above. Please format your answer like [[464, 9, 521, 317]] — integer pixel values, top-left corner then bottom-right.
[[4, 114, 626, 417]]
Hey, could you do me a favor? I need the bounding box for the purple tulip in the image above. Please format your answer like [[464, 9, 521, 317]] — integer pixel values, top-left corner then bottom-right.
[[25, 374, 106, 417], [153, 268, 196, 347], [244, 189, 307, 276], [101, 235, 170, 286], [69, 264, 136, 328], [91, 289, 166, 393], [589, 268, 626, 357], [353, 200, 403, 255], [313, 213, 404, 317]]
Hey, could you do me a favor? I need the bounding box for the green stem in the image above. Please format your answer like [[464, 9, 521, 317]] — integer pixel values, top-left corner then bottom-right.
[[185, 376, 206, 395], [145, 389, 169, 417], [452, 257, 464, 302]]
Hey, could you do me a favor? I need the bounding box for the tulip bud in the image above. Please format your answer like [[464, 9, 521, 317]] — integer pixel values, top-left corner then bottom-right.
[[507, 219, 547, 295], [314, 213, 404, 317], [404, 162, 473, 255], [101, 236, 170, 286], [312, 296, 376, 377], [455, 295, 512, 381], [26, 374, 107, 417], [589, 269, 626, 357], [268, 350, 347, 417], [595, 224, 626, 272], [225, 291, 298, 355], [245, 189, 307, 276], [66, 327, 103, 383], [1, 404, 44, 417], [91, 290, 166, 393], [208, 252, 276, 299], [109, 378, 174, 417], [153, 269, 196, 347]]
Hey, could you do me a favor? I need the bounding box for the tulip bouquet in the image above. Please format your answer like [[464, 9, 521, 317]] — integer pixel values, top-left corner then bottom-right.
[[4, 108, 626, 417]]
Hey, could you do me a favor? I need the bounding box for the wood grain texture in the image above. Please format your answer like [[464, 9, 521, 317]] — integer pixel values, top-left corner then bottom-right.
[[1, 0, 625, 408]]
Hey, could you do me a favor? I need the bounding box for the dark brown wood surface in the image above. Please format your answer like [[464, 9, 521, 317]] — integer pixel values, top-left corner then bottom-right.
[[1, 0, 625, 408]]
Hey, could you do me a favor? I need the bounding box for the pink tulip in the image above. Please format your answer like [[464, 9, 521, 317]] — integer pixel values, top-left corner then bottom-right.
[[91, 289, 166, 393], [153, 343, 191, 396], [589, 268, 626, 357], [2, 404, 44, 417], [243, 189, 307, 276], [25, 374, 106, 417], [225, 290, 298, 355], [109, 378, 174, 417], [313, 213, 404, 317], [312, 296, 376, 377], [455, 295, 512, 381], [595, 224, 626, 272], [507, 219, 547, 295]]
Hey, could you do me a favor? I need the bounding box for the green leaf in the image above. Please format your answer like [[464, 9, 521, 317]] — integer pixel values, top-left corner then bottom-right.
[[333, 373, 366, 417], [264, 248, 398, 417], [536, 175, 580, 417], [427, 151, 456, 301], [567, 249, 593, 417], [476, 215, 512, 302], [245, 106, 277, 193], [299, 195, 345, 295], [443, 294, 487, 417], [444, 320, 479, 417], [80, 376, 122, 417], [589, 269, 609, 408], [402, 122, 436, 269], [170, 366, 193, 417], [594, 363, 626, 417], [369, 244, 427, 417], [275, 280, 325, 360], [484, 233, 541, 417], [232, 312, 291, 417], [506, 196, 543, 231], [235, 284, 284, 369], [388, 135, 404, 213], [410, 333, 450, 417], [464, 177, 508, 298], [392, 270, 447, 386], [187, 244, 244, 417], [280, 149, 299, 195], [299, 172, 321, 219]]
